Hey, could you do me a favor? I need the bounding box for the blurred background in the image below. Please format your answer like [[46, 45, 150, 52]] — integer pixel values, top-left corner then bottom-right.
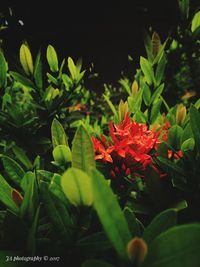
[[0, 0, 199, 89]]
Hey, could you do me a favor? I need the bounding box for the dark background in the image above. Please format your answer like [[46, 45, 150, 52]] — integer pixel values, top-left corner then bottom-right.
[[0, 0, 199, 89]]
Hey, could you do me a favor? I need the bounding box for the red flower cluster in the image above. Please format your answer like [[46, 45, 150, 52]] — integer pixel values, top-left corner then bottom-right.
[[92, 113, 179, 181]]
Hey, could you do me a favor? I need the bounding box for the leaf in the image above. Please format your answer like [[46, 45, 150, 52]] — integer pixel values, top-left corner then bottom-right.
[[72, 125, 96, 173], [91, 169, 131, 260], [181, 138, 195, 154], [51, 118, 68, 148], [77, 232, 111, 253], [53, 145, 72, 166], [40, 181, 71, 240], [12, 145, 32, 170], [20, 172, 38, 221], [1, 155, 25, 187], [191, 10, 200, 32], [156, 157, 185, 177], [178, 0, 189, 19], [0, 174, 19, 213], [27, 205, 40, 255], [150, 99, 162, 123], [155, 53, 166, 85], [143, 84, 151, 106], [142, 209, 177, 244], [33, 49, 43, 90], [140, 56, 155, 85], [61, 168, 93, 207], [46, 45, 59, 72], [150, 84, 164, 104], [123, 207, 142, 236], [82, 260, 114, 267], [0, 50, 7, 87], [103, 94, 119, 120], [190, 106, 200, 152], [152, 32, 161, 58], [10, 71, 35, 88], [168, 125, 183, 150], [143, 224, 200, 267], [19, 43, 33, 76], [49, 173, 69, 205], [68, 57, 77, 79]]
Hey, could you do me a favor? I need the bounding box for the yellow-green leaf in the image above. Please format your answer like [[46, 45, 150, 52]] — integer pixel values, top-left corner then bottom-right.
[[19, 43, 34, 75]]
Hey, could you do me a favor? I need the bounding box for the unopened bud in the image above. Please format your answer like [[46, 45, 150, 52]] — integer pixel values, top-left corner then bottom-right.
[[127, 237, 148, 266], [19, 43, 33, 76], [152, 32, 161, 58], [131, 80, 138, 97], [176, 104, 186, 125]]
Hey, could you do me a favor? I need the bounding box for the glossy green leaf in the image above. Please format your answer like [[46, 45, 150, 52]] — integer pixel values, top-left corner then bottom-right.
[[150, 84, 164, 104], [46, 45, 59, 72], [103, 94, 119, 120], [0, 174, 19, 213], [51, 118, 68, 148], [143, 84, 151, 106], [181, 138, 195, 154], [143, 209, 177, 244], [190, 106, 200, 152], [49, 173, 69, 205], [61, 168, 93, 207], [12, 145, 32, 170], [27, 205, 40, 255], [33, 50, 43, 89], [19, 43, 33, 76], [53, 145, 72, 166], [143, 224, 200, 267], [91, 169, 131, 260], [82, 260, 114, 267], [72, 125, 95, 173], [0, 50, 7, 87], [178, 0, 189, 19], [68, 57, 77, 79], [140, 56, 155, 85], [150, 99, 162, 123], [1, 155, 25, 187], [191, 11, 200, 32]]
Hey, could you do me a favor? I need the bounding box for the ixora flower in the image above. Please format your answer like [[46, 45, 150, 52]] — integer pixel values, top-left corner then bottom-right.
[[92, 113, 181, 183]]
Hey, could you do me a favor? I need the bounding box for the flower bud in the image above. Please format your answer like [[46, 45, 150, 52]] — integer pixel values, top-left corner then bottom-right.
[[19, 43, 34, 76], [118, 99, 128, 121], [127, 237, 148, 266], [176, 104, 186, 125]]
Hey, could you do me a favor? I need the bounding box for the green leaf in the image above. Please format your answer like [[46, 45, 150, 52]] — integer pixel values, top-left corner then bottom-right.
[[52, 145, 72, 166], [82, 260, 114, 267], [33, 50, 43, 90], [49, 173, 69, 205], [0, 50, 7, 87], [168, 125, 183, 150], [150, 84, 164, 104], [143, 84, 151, 106], [155, 53, 166, 85], [46, 45, 59, 72], [1, 155, 25, 187], [51, 118, 68, 148], [19, 43, 33, 76], [40, 181, 71, 240], [10, 72, 35, 88], [72, 125, 96, 173], [77, 232, 111, 253], [150, 99, 162, 123], [181, 138, 195, 154], [178, 0, 189, 19], [190, 106, 200, 152], [20, 172, 38, 221], [61, 168, 93, 207], [68, 57, 77, 79], [12, 145, 32, 170], [156, 157, 185, 177], [142, 209, 177, 244], [191, 11, 200, 32], [0, 174, 19, 213], [140, 56, 155, 85], [123, 207, 142, 236], [143, 224, 200, 267], [91, 169, 131, 260], [103, 94, 119, 120]]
